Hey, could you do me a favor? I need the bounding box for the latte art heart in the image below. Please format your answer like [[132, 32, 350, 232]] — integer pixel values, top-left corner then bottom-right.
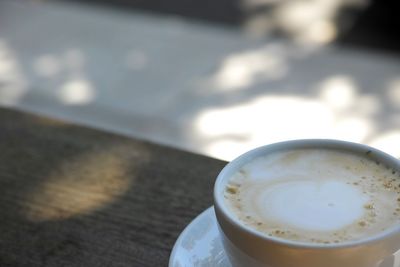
[[256, 180, 367, 231], [224, 149, 400, 244]]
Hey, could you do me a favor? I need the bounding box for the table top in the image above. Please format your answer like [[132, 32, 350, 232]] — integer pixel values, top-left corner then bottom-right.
[[0, 107, 226, 267]]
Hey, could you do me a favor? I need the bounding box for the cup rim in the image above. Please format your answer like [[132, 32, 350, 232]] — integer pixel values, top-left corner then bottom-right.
[[214, 139, 400, 249]]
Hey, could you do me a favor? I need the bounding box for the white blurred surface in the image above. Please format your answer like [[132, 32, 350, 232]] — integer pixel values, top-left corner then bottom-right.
[[1, 0, 400, 161]]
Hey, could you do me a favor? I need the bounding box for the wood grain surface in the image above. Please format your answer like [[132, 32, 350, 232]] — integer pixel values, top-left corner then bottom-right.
[[0, 108, 227, 267]]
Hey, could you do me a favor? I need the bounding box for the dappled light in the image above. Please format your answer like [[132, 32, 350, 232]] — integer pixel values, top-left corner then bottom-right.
[[193, 65, 400, 160], [59, 78, 95, 105], [1, 35, 96, 107], [190, 39, 400, 160], [35, 48, 97, 105], [55, 49, 97, 105], [208, 44, 288, 91], [273, 0, 339, 44], [23, 146, 143, 222], [194, 95, 336, 159], [1, 0, 399, 163], [305, 20, 337, 45], [318, 75, 357, 111], [192, 89, 381, 160], [243, 0, 370, 44]]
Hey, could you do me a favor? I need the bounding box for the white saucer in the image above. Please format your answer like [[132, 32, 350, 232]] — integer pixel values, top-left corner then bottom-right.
[[169, 206, 231, 267], [169, 207, 400, 267]]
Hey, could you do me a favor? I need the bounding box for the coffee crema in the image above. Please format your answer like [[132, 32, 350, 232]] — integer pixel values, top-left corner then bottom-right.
[[224, 149, 400, 244]]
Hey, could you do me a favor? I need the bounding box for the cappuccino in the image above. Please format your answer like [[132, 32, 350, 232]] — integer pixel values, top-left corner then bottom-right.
[[224, 148, 400, 244]]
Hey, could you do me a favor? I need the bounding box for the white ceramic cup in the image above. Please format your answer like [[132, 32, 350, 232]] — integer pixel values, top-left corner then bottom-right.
[[214, 139, 400, 267]]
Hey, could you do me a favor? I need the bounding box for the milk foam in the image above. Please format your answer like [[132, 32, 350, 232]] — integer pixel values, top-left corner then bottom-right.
[[224, 149, 400, 244]]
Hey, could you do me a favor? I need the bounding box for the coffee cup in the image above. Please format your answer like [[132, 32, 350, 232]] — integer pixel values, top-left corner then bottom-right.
[[214, 139, 400, 267]]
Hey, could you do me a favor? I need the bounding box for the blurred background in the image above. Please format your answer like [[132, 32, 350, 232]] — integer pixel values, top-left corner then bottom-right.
[[1, 0, 399, 161]]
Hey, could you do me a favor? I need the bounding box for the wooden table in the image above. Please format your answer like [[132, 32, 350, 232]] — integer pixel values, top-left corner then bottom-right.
[[0, 108, 226, 266]]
